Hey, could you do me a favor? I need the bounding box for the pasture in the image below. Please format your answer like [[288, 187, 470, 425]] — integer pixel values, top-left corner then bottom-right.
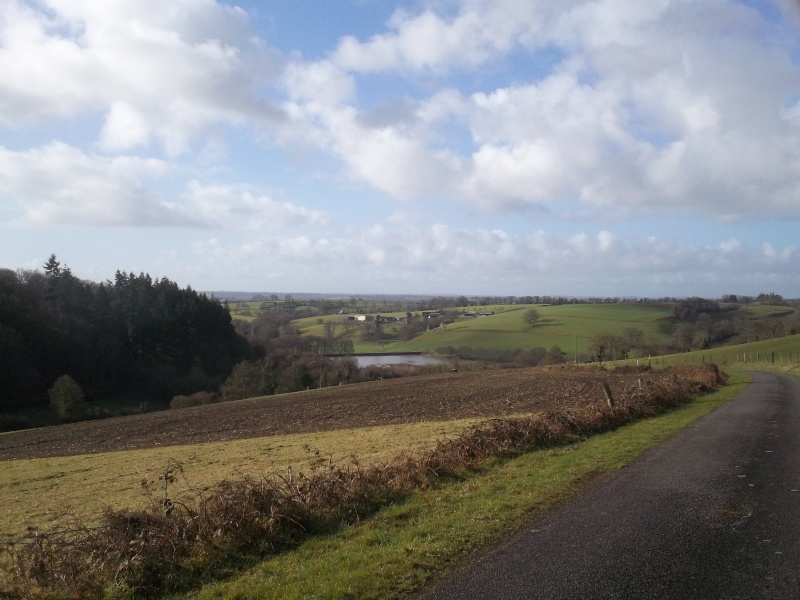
[[393, 303, 674, 355], [295, 303, 678, 357], [292, 301, 799, 359], [615, 332, 800, 376]]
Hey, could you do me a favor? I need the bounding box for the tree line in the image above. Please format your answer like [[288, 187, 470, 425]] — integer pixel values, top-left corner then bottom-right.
[[217, 308, 361, 402], [3, 257, 797, 425], [587, 297, 799, 361], [0, 255, 377, 425]]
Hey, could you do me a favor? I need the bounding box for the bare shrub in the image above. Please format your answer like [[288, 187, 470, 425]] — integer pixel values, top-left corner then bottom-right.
[[48, 374, 89, 421], [169, 391, 218, 410], [0, 415, 32, 433]]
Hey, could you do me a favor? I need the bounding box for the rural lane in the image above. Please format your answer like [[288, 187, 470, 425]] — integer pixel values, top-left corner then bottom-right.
[[418, 371, 800, 599]]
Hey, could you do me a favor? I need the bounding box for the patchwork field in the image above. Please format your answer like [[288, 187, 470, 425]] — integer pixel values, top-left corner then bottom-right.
[[1, 366, 670, 539], [0, 366, 655, 461], [293, 303, 676, 355]]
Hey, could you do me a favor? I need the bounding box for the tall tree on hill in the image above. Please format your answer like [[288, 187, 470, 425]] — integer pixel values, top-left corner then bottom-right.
[[42, 254, 61, 279]]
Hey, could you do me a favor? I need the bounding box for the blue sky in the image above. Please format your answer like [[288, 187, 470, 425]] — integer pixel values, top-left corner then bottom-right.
[[1, 0, 800, 297]]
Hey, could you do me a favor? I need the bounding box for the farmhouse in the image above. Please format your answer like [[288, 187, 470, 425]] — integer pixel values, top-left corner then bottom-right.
[[342, 314, 399, 323], [421, 311, 445, 319]]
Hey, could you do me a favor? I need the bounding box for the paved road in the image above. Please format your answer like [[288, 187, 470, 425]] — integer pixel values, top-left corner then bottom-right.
[[418, 371, 800, 599]]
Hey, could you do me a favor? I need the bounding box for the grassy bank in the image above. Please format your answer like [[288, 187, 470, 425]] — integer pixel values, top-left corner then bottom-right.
[[185, 371, 748, 599], [612, 334, 800, 376]]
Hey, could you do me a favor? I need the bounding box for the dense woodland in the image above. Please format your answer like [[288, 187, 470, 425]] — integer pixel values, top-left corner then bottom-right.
[[0, 256, 251, 419], [0, 257, 366, 425]]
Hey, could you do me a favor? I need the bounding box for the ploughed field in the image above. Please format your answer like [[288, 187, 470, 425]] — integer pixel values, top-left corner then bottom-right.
[[1, 366, 668, 461]]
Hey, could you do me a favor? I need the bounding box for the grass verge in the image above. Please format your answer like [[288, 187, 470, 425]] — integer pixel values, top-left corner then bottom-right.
[[185, 370, 749, 600], [612, 333, 800, 375]]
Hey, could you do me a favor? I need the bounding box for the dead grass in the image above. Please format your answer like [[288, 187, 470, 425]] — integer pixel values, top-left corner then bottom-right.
[[0, 419, 479, 539]]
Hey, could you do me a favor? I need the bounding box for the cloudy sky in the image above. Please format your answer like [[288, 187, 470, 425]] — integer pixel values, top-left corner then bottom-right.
[[1, 0, 799, 297]]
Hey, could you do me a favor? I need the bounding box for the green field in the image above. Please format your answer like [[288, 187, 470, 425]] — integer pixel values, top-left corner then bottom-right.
[[227, 301, 268, 322], [396, 303, 673, 355], [289, 301, 798, 360], [296, 303, 675, 358], [614, 333, 800, 376]]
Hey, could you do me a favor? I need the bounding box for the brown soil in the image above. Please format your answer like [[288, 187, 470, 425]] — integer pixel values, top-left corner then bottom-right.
[[0, 366, 661, 461]]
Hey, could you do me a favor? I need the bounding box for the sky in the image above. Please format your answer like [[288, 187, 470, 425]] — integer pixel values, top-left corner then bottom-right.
[[1, 0, 800, 298]]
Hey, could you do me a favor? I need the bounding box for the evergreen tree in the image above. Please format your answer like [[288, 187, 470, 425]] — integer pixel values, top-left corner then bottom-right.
[[0, 260, 251, 417], [42, 254, 61, 279]]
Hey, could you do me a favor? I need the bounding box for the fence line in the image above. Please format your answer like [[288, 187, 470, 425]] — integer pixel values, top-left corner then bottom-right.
[[610, 350, 800, 368]]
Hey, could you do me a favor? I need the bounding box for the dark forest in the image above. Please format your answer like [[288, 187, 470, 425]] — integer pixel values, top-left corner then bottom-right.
[[0, 256, 251, 420]]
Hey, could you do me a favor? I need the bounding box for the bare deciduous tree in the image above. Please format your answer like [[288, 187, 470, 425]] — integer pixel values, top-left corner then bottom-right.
[[523, 308, 541, 329]]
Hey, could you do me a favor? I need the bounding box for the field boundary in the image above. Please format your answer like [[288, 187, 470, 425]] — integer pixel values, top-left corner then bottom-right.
[[188, 369, 750, 599], [1, 365, 725, 598]]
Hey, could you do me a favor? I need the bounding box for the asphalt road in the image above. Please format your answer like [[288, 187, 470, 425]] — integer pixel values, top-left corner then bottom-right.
[[418, 371, 800, 600]]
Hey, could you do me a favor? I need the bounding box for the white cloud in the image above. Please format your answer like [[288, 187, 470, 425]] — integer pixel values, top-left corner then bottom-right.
[[0, 0, 282, 153], [283, 60, 355, 105], [0, 142, 174, 226], [183, 182, 330, 230], [0, 143, 328, 229], [279, 93, 464, 198], [720, 238, 741, 253], [550, 0, 672, 52], [99, 102, 151, 151], [167, 224, 799, 296], [331, 1, 557, 73], [331, 120, 463, 199], [283, 0, 800, 220], [4, 0, 799, 221]]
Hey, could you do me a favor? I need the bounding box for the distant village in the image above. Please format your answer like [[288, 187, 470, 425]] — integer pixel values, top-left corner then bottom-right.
[[339, 310, 496, 324]]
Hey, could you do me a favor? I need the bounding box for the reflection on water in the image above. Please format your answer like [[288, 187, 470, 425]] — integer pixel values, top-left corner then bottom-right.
[[354, 354, 449, 367]]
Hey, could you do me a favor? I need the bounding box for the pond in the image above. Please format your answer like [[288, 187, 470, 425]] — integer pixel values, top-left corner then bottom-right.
[[353, 354, 450, 368]]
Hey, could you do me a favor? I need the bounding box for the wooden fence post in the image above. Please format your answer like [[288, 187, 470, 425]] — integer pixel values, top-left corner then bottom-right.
[[602, 382, 615, 409]]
